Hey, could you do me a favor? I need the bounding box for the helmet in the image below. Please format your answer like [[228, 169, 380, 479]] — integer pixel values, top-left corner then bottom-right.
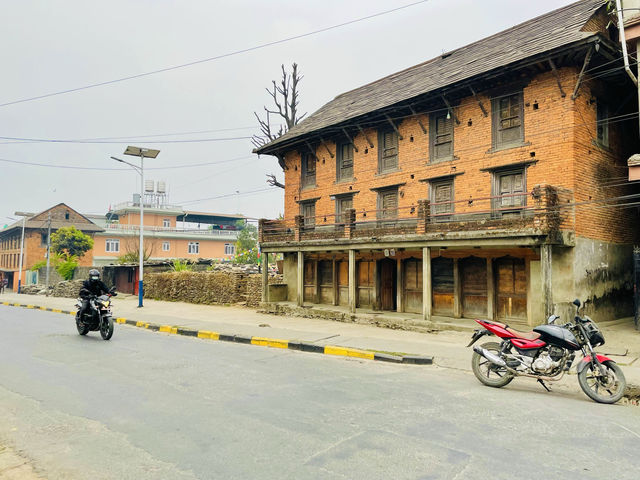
[[89, 269, 100, 282]]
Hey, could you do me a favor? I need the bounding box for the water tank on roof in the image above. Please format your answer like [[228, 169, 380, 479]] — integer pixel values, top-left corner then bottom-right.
[[157, 181, 166, 193], [144, 180, 154, 192]]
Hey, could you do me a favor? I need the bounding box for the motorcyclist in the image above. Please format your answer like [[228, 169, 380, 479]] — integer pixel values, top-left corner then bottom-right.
[[78, 269, 112, 320]]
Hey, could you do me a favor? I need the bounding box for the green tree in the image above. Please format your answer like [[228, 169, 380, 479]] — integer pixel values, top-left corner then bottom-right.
[[51, 226, 93, 260], [234, 221, 258, 264]]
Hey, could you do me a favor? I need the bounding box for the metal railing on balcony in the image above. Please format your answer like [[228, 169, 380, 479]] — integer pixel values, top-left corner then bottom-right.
[[259, 184, 574, 243], [102, 223, 239, 237]]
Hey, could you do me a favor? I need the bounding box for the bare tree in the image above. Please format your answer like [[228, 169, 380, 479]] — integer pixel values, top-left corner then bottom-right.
[[253, 63, 306, 189]]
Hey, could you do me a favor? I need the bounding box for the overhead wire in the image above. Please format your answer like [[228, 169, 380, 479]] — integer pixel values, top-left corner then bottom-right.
[[0, 0, 432, 109]]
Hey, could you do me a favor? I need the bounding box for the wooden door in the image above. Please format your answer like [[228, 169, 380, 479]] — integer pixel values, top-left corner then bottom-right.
[[379, 258, 397, 311], [461, 257, 487, 318], [432, 257, 454, 315], [337, 261, 349, 306], [318, 260, 334, 305], [403, 258, 422, 314], [495, 257, 527, 321], [357, 261, 374, 308], [303, 260, 316, 303]]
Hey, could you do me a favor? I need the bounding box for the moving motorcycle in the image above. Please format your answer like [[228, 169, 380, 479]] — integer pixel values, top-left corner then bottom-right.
[[468, 299, 626, 404], [75, 287, 117, 340]]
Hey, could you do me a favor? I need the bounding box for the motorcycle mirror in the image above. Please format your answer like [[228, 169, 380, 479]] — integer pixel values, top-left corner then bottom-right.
[[572, 299, 581, 308], [547, 314, 559, 324]]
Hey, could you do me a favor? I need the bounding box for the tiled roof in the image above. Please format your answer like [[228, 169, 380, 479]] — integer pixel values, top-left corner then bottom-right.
[[256, 0, 607, 154]]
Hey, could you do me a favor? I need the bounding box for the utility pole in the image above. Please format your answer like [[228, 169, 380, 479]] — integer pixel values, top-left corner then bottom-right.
[[45, 212, 51, 296]]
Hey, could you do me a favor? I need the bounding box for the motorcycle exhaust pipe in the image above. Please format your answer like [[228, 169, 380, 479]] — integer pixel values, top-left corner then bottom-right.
[[473, 346, 507, 368]]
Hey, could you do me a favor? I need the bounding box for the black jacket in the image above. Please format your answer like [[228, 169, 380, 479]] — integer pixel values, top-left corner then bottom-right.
[[80, 279, 110, 298]]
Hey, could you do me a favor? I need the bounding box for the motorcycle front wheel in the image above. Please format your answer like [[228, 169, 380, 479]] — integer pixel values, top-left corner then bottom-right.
[[76, 312, 89, 336], [471, 341, 514, 388], [100, 316, 114, 340], [578, 360, 626, 404]]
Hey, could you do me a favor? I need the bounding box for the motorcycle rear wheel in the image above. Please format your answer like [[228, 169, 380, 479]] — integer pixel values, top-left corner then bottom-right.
[[471, 341, 514, 388], [75, 313, 89, 336], [100, 316, 114, 341], [578, 360, 626, 404]]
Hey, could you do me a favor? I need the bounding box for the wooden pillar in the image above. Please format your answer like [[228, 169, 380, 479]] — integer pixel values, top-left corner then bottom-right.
[[486, 257, 495, 320], [261, 252, 269, 303], [313, 259, 319, 304], [453, 257, 462, 318], [332, 258, 338, 306], [422, 247, 432, 321], [397, 257, 404, 313], [541, 244, 553, 318], [297, 251, 304, 306], [348, 249, 356, 313]]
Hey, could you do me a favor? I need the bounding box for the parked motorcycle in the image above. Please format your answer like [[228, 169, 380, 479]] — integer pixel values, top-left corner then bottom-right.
[[468, 299, 626, 404], [74, 287, 117, 340]]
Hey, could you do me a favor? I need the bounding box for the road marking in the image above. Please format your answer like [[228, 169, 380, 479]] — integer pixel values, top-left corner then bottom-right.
[[136, 321, 149, 328], [116, 318, 126, 324], [251, 337, 289, 349], [324, 345, 375, 360], [197, 330, 220, 340]]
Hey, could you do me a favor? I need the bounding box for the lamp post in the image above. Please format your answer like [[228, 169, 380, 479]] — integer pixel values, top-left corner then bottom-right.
[[14, 211, 34, 294], [111, 146, 160, 307]]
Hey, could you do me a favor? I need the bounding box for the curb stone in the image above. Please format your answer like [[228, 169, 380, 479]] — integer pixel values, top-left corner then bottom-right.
[[1, 301, 435, 366]]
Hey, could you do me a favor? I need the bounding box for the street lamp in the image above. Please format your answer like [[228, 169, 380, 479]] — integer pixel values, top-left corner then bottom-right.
[[14, 211, 34, 294], [111, 146, 160, 307]]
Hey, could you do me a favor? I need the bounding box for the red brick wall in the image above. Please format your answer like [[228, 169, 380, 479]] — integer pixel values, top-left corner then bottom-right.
[[279, 66, 636, 245]]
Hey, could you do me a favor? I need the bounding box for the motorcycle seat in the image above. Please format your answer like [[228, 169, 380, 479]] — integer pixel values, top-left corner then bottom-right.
[[488, 320, 541, 340]]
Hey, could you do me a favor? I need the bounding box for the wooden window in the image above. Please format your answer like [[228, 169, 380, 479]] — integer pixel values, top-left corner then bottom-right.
[[430, 113, 453, 162], [597, 100, 609, 148], [494, 169, 526, 216], [492, 92, 524, 149], [300, 201, 316, 228], [430, 179, 454, 222], [301, 152, 316, 188], [336, 141, 354, 182], [377, 188, 398, 221], [378, 129, 398, 173], [335, 195, 353, 225]]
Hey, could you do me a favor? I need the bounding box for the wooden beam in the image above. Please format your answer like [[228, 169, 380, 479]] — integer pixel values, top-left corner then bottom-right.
[[408, 105, 428, 134], [341, 128, 359, 153], [548, 58, 566, 98], [319, 138, 335, 158], [261, 252, 269, 303], [384, 115, 404, 140], [356, 124, 374, 148], [396, 258, 403, 313], [571, 46, 593, 100], [469, 86, 488, 117], [486, 257, 494, 320], [453, 257, 461, 318], [440, 95, 461, 125]]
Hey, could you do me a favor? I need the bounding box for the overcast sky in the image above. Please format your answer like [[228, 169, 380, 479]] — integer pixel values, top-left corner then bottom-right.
[[1, 0, 577, 227]]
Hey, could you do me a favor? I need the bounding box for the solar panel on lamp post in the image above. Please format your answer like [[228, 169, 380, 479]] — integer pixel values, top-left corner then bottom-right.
[[111, 146, 160, 307]]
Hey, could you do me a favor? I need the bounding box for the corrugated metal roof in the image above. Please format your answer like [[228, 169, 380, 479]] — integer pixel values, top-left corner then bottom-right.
[[256, 0, 606, 154]]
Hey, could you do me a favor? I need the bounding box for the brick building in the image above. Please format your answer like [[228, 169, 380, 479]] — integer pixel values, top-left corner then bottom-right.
[[0, 203, 102, 290], [256, 0, 640, 326]]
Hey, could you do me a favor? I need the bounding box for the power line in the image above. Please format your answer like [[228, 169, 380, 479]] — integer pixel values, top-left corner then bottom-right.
[[0, 154, 255, 171], [0, 125, 257, 145], [0, 134, 252, 144], [0, 0, 431, 109], [177, 187, 277, 206]]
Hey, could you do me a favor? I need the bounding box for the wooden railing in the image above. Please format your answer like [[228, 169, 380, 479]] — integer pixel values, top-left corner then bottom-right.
[[259, 184, 574, 243]]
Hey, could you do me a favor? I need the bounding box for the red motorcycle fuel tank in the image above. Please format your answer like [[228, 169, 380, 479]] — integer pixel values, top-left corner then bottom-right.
[[533, 324, 581, 350]]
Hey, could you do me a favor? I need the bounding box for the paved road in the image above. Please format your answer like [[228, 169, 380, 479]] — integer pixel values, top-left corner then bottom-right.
[[1, 305, 639, 480]]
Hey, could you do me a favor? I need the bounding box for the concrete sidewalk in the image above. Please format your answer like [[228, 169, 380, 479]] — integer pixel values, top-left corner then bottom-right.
[[1, 292, 639, 402]]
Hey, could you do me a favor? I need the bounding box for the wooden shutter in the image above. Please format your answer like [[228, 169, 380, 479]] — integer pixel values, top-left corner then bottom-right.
[[338, 143, 354, 181], [336, 196, 353, 224], [302, 202, 315, 227], [380, 190, 398, 219], [433, 115, 453, 159], [498, 172, 524, 208], [302, 153, 316, 187], [494, 93, 523, 147], [433, 182, 453, 216], [380, 130, 398, 171]]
